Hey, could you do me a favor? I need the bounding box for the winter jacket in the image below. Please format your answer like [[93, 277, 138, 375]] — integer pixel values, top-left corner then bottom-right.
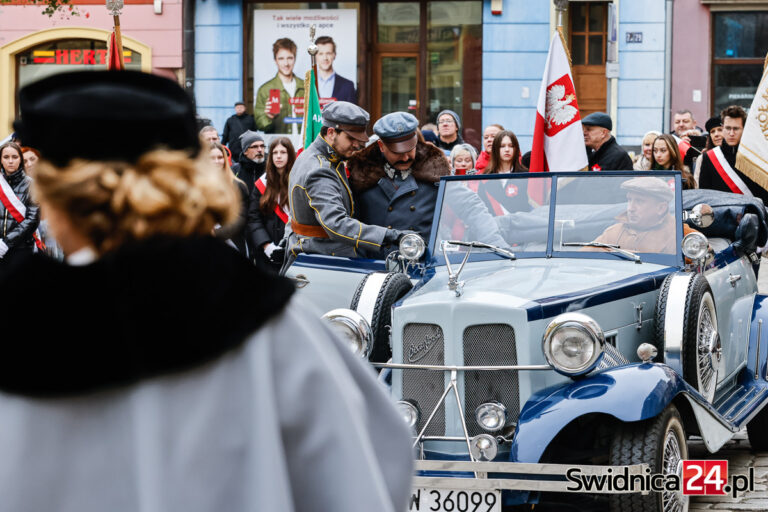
[[231, 154, 266, 196], [0, 168, 40, 259], [348, 140, 450, 258], [586, 136, 633, 171], [213, 179, 250, 257], [247, 180, 288, 271], [436, 134, 464, 152], [699, 141, 768, 204], [222, 113, 257, 159]]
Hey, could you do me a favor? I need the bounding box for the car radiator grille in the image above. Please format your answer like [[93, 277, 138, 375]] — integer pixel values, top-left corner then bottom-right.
[[402, 323, 445, 436], [463, 324, 519, 436]]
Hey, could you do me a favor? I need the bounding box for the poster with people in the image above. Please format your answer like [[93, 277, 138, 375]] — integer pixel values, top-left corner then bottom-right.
[[252, 9, 358, 136]]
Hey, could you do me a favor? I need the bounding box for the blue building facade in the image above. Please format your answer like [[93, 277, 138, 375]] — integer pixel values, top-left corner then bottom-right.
[[194, 0, 669, 151]]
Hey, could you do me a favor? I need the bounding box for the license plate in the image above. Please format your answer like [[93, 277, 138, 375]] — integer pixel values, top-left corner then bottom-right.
[[408, 488, 501, 512]]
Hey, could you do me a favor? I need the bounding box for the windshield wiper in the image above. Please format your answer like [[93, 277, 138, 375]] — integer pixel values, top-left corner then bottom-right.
[[444, 240, 516, 260], [562, 242, 642, 263]]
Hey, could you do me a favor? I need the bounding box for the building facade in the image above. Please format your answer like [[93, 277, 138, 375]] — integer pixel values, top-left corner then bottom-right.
[[0, 0, 184, 135]]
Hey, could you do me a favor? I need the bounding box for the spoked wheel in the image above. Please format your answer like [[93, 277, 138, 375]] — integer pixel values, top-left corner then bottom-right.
[[688, 292, 720, 403], [609, 405, 689, 512]]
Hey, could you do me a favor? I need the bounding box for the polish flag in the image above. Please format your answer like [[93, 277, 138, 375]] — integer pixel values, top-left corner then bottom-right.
[[530, 33, 588, 173]]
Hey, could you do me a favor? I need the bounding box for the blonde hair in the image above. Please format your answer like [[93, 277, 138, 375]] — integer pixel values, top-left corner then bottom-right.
[[33, 149, 238, 254]]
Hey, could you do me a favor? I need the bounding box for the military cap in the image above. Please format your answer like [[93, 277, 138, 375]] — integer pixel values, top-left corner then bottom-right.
[[322, 101, 370, 142], [374, 112, 419, 153], [581, 112, 613, 131], [14, 70, 199, 167], [621, 176, 674, 203]]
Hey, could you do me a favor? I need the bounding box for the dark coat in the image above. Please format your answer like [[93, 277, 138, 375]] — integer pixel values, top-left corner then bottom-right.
[[247, 182, 287, 271], [231, 154, 266, 195], [348, 141, 450, 257], [222, 113, 257, 159], [587, 136, 633, 171], [699, 141, 768, 204], [214, 179, 249, 257], [436, 133, 464, 152], [331, 74, 357, 104], [0, 169, 40, 260]]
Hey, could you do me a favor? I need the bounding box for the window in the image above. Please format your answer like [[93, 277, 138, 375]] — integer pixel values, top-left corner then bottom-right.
[[712, 11, 768, 114]]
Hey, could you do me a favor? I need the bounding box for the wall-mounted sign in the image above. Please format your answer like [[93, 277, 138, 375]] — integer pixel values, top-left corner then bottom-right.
[[626, 32, 643, 44], [27, 49, 133, 65]]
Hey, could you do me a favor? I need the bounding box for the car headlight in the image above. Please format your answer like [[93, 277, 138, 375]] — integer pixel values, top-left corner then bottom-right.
[[399, 233, 425, 261], [470, 434, 498, 461], [542, 313, 605, 376], [682, 232, 709, 261], [475, 402, 507, 432], [321, 309, 371, 357], [396, 400, 420, 429]]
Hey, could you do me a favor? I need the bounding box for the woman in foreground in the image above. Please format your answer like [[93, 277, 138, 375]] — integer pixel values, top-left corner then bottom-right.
[[0, 70, 413, 512]]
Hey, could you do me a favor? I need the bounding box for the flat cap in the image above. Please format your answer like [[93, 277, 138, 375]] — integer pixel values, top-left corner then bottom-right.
[[322, 101, 370, 142], [621, 176, 674, 203], [581, 112, 612, 131], [374, 112, 419, 153], [14, 70, 199, 166]]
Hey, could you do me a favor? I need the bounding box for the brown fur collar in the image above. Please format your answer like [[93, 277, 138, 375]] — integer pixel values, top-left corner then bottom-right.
[[347, 141, 450, 192]]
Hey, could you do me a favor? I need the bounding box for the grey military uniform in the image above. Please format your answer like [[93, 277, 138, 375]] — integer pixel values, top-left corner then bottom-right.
[[283, 136, 388, 269]]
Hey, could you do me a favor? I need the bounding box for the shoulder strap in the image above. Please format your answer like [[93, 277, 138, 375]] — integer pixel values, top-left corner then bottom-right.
[[254, 174, 289, 224], [708, 147, 753, 196]]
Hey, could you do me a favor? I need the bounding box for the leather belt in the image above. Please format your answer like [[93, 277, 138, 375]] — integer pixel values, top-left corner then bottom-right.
[[292, 221, 329, 238]]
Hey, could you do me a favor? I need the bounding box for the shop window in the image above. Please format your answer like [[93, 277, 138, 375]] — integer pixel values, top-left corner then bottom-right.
[[17, 39, 142, 93], [712, 11, 768, 114]]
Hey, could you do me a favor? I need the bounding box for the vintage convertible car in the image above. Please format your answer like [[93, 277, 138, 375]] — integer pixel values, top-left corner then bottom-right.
[[291, 171, 768, 512]]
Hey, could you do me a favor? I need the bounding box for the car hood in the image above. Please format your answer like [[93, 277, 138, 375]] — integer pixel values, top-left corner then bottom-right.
[[406, 258, 674, 319]]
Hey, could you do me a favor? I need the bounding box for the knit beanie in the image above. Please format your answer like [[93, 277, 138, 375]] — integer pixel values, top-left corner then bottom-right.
[[239, 130, 264, 150], [437, 109, 461, 131]]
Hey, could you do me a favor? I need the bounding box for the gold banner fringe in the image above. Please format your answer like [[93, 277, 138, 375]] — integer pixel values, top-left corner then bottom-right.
[[557, 26, 572, 68], [736, 152, 768, 193]]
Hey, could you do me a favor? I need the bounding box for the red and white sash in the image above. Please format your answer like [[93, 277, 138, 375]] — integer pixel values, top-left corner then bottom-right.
[[0, 173, 45, 250], [254, 175, 290, 224], [708, 147, 753, 197]]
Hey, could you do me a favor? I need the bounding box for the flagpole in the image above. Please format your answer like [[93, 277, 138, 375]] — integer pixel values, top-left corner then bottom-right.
[[106, 0, 125, 69], [553, 0, 571, 66], [308, 24, 319, 94]]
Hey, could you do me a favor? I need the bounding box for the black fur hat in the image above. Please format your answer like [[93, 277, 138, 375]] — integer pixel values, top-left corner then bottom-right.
[[14, 70, 200, 166]]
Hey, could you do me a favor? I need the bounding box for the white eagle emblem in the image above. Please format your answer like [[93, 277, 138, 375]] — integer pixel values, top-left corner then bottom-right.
[[545, 84, 578, 129]]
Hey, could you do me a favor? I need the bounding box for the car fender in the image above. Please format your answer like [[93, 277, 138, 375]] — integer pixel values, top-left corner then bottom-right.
[[509, 363, 730, 463]]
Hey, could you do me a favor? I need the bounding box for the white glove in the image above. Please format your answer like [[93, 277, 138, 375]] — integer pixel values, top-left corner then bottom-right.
[[0, 240, 8, 259], [263, 242, 279, 258]]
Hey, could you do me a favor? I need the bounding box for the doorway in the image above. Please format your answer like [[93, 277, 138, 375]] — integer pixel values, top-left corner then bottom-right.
[[570, 2, 608, 116]]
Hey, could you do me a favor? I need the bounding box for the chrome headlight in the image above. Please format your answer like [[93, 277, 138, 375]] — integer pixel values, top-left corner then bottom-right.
[[682, 232, 708, 261], [475, 402, 507, 432], [322, 309, 371, 357], [399, 233, 425, 261], [470, 434, 498, 461], [396, 400, 420, 429], [542, 313, 605, 376]]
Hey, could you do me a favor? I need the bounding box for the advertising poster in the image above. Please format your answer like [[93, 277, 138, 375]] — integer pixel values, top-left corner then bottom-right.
[[253, 9, 358, 136]]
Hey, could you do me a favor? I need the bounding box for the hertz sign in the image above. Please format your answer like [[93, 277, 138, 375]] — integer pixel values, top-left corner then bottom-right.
[[31, 49, 133, 65]]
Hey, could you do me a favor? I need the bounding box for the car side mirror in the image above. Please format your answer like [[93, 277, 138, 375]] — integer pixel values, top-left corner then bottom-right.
[[684, 203, 714, 228]]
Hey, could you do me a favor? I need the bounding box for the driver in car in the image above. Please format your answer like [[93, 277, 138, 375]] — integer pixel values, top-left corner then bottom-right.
[[591, 176, 697, 254]]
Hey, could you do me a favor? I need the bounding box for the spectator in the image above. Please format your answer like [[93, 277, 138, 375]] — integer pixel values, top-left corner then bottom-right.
[[247, 137, 295, 272], [199, 125, 220, 144], [348, 112, 450, 258], [484, 130, 527, 174], [699, 105, 768, 203], [435, 109, 464, 152], [693, 117, 724, 183], [315, 36, 357, 104], [476, 124, 504, 173], [477, 130, 530, 214], [651, 134, 696, 189], [222, 101, 257, 160], [210, 142, 250, 256], [450, 143, 478, 175], [254, 38, 305, 134], [633, 131, 661, 171], [5, 69, 413, 512], [231, 130, 266, 195], [421, 122, 437, 133], [672, 109, 703, 139], [421, 129, 439, 146], [582, 112, 633, 170], [0, 141, 40, 266], [21, 146, 40, 175]]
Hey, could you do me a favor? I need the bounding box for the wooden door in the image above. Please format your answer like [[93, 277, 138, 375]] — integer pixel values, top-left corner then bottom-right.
[[570, 2, 607, 115], [372, 52, 420, 121]]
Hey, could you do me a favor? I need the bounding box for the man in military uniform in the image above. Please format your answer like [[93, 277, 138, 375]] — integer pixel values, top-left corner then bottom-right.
[[347, 112, 450, 258], [282, 102, 408, 272], [592, 176, 696, 254]]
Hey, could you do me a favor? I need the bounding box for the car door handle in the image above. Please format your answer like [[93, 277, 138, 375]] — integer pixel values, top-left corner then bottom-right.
[[292, 274, 309, 288], [728, 274, 741, 287]]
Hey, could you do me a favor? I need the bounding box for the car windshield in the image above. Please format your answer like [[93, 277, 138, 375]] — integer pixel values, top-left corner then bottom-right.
[[431, 172, 682, 266]]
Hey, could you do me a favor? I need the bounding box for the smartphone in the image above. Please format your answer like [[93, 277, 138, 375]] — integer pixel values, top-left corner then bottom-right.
[[688, 135, 707, 149], [268, 89, 281, 115]]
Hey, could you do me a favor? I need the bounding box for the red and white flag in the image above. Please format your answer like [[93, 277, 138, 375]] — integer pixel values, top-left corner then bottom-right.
[[530, 33, 588, 172]]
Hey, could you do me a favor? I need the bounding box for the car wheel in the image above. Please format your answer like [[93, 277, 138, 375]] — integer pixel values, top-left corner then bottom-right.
[[350, 272, 413, 363], [655, 273, 721, 402], [747, 405, 768, 451], [609, 405, 688, 512]]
